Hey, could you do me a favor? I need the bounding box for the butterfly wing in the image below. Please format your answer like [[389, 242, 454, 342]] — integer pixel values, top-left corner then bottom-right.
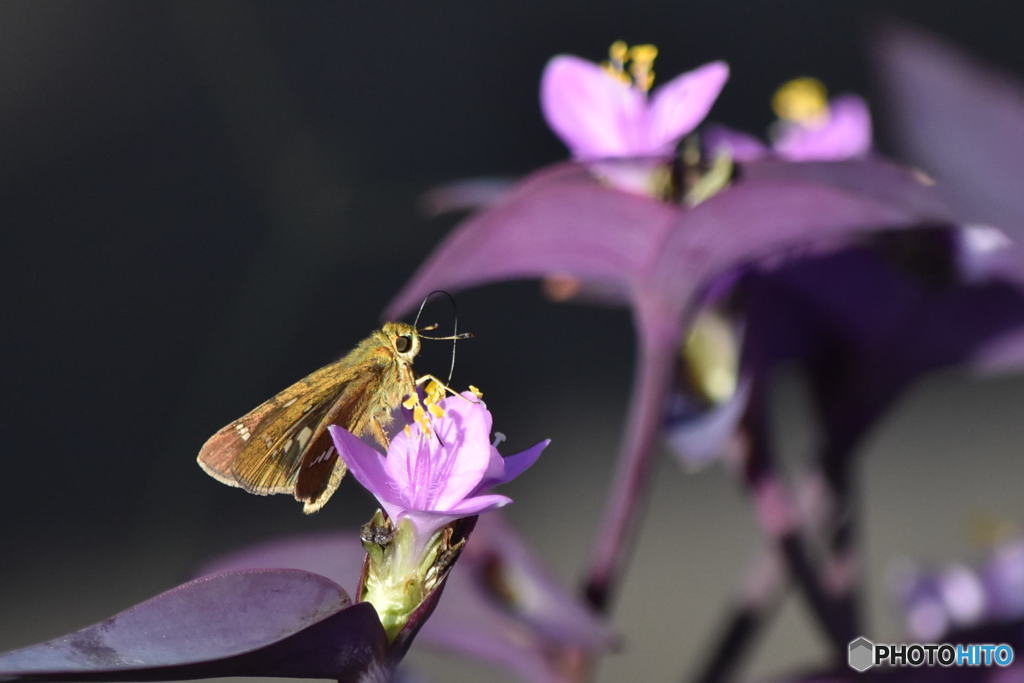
[[294, 367, 390, 513], [197, 359, 355, 495]]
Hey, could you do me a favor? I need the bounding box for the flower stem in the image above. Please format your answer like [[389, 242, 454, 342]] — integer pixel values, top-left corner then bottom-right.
[[583, 322, 676, 612], [741, 391, 853, 661], [693, 546, 785, 683]]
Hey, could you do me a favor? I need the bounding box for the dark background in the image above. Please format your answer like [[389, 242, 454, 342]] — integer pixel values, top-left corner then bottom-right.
[[2, 2, 1023, 681]]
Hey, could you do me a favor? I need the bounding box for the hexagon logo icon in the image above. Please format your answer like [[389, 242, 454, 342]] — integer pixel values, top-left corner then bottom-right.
[[848, 637, 875, 672]]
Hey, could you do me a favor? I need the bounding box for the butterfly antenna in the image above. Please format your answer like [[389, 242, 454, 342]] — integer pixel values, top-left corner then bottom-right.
[[412, 290, 463, 386]]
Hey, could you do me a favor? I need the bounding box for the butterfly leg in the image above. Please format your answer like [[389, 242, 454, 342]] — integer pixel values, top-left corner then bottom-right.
[[369, 416, 391, 449]]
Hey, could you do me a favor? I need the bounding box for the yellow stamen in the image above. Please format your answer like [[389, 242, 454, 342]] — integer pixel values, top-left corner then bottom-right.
[[468, 385, 484, 398], [609, 40, 628, 65], [628, 44, 658, 93], [413, 404, 431, 436], [600, 40, 630, 83], [772, 77, 829, 126], [424, 380, 445, 407], [402, 394, 418, 410], [428, 403, 446, 419], [600, 41, 658, 92]]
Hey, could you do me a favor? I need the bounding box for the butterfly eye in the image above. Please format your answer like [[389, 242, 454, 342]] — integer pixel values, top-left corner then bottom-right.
[[395, 335, 412, 353]]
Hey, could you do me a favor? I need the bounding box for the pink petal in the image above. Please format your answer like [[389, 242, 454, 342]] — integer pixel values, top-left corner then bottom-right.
[[774, 95, 872, 161], [328, 426, 400, 505], [478, 439, 549, 492], [644, 61, 729, 153], [382, 397, 494, 511], [541, 55, 645, 159], [445, 493, 513, 516], [429, 398, 496, 510], [703, 123, 768, 162]]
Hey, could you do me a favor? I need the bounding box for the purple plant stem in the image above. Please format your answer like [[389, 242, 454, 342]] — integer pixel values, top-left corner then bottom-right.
[[819, 441, 864, 641], [582, 312, 677, 612], [741, 389, 854, 661], [693, 547, 786, 683]]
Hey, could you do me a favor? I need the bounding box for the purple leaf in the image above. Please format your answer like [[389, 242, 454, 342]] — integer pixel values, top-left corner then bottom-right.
[[874, 23, 1024, 235], [384, 163, 679, 321], [386, 157, 953, 607], [0, 569, 387, 681]]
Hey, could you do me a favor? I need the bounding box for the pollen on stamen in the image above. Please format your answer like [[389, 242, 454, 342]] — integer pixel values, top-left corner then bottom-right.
[[469, 385, 484, 398], [424, 379, 445, 406], [428, 403, 446, 419], [601, 40, 631, 85], [402, 394, 418, 410], [413, 404, 432, 436], [628, 44, 658, 92], [772, 77, 829, 126]]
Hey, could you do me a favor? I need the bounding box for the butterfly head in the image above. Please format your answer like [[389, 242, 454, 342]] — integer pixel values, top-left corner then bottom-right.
[[382, 321, 422, 361]]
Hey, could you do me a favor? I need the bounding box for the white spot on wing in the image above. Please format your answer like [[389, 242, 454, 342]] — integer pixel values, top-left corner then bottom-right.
[[234, 423, 251, 441], [309, 445, 336, 467]]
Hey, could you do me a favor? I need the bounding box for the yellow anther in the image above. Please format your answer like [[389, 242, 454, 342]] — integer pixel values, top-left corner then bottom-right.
[[628, 44, 657, 93], [424, 380, 445, 407], [601, 41, 658, 91], [412, 404, 432, 436], [428, 403, 446, 419], [601, 40, 630, 84], [682, 309, 740, 405], [404, 424, 412, 437], [609, 40, 628, 64], [772, 77, 829, 126], [468, 385, 484, 398], [628, 44, 658, 65], [402, 394, 418, 410]]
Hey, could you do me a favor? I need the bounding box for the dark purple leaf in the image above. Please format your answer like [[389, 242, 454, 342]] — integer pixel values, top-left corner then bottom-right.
[[0, 569, 387, 681], [197, 514, 611, 683]]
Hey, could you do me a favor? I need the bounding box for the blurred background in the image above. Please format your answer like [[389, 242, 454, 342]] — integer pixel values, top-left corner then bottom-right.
[[2, 1, 1023, 681]]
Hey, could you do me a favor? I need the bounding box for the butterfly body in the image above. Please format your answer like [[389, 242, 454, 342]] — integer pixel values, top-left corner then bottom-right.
[[198, 322, 421, 514]]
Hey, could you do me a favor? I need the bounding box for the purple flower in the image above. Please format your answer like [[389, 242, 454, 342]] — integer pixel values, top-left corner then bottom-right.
[[706, 78, 872, 163], [541, 42, 728, 160], [330, 392, 548, 545], [894, 535, 1024, 641]]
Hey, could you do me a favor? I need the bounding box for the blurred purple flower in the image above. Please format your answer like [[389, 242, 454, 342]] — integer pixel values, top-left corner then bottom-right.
[[0, 569, 389, 681], [706, 78, 872, 163], [894, 535, 1024, 641], [541, 44, 728, 159], [196, 514, 611, 683], [330, 392, 548, 544], [773, 94, 872, 161]]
